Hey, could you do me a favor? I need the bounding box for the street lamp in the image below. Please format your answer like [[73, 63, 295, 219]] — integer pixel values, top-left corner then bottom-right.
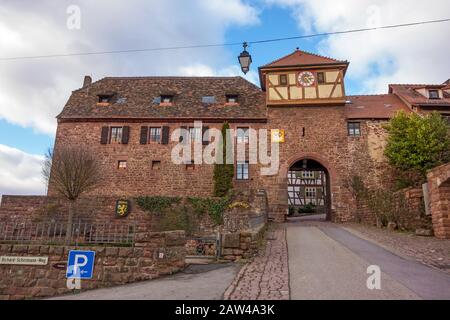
[[238, 42, 252, 74]]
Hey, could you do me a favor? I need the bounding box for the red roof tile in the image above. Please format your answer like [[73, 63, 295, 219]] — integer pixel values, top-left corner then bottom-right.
[[260, 49, 348, 68], [389, 84, 450, 107], [345, 94, 411, 119], [58, 76, 267, 121]]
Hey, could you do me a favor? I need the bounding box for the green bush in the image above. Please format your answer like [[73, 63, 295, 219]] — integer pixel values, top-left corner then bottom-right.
[[384, 111, 450, 186], [298, 203, 316, 214]]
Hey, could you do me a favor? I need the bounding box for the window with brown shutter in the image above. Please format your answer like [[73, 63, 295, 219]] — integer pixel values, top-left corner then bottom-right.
[[121, 126, 130, 144], [161, 126, 170, 145], [149, 127, 161, 142], [100, 126, 109, 144], [110, 127, 123, 144], [140, 126, 148, 145]]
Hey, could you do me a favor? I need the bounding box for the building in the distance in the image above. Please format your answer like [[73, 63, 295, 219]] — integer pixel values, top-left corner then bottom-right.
[[51, 49, 450, 222]]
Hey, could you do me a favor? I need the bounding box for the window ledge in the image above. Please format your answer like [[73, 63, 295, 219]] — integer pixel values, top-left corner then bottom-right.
[[159, 102, 173, 107]]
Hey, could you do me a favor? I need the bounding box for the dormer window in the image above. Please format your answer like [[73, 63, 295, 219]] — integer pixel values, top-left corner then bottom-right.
[[226, 94, 239, 104], [98, 94, 114, 104], [202, 96, 216, 104], [429, 90, 440, 99], [161, 95, 174, 104]]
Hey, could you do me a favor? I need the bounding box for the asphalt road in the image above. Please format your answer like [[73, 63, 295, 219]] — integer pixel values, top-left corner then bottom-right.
[[49, 263, 239, 300], [287, 225, 450, 300]]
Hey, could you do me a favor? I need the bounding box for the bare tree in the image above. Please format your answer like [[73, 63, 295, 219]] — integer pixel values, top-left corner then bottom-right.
[[42, 146, 101, 241]]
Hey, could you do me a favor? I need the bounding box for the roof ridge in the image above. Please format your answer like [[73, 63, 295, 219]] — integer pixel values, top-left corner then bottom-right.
[[347, 94, 393, 97], [389, 83, 446, 87], [102, 76, 241, 80], [297, 48, 346, 63], [261, 48, 347, 68]]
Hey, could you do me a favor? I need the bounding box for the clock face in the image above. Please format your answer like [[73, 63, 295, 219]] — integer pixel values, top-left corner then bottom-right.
[[298, 71, 315, 87]]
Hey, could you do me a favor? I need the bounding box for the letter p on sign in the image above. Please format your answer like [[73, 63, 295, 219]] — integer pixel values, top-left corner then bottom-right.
[[67, 250, 95, 279]]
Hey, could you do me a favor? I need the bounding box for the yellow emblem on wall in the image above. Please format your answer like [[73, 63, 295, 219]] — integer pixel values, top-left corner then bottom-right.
[[271, 129, 285, 143], [115, 200, 130, 218]]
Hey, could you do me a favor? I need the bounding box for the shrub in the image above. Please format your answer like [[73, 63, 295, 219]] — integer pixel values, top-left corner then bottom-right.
[[384, 111, 450, 186]]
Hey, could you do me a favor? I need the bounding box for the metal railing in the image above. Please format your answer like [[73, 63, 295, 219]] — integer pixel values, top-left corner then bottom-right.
[[0, 220, 136, 246]]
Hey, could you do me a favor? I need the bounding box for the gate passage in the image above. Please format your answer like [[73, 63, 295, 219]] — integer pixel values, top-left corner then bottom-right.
[[288, 159, 330, 218]]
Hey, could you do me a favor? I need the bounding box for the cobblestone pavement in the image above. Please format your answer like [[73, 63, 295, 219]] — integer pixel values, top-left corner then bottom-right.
[[223, 227, 289, 300]]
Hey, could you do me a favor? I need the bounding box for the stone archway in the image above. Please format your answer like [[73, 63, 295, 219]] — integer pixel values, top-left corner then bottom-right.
[[287, 158, 332, 220]]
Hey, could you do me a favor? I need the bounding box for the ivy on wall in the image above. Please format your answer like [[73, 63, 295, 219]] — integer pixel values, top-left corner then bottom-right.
[[213, 122, 234, 197], [187, 196, 231, 225], [136, 195, 232, 230], [135, 196, 181, 214]]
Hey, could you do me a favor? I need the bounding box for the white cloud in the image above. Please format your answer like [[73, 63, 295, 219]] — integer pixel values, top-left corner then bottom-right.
[[0, 0, 260, 135], [266, 0, 450, 93], [0, 144, 45, 196]]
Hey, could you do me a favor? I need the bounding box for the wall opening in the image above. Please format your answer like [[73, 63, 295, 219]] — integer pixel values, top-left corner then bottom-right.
[[287, 158, 331, 220]]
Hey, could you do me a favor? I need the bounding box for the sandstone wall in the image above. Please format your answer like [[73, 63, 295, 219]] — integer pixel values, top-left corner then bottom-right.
[[0, 230, 185, 300], [427, 163, 450, 239], [356, 187, 429, 231], [262, 106, 392, 222]]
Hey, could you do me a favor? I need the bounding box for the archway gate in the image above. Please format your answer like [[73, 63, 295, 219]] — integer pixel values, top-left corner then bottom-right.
[[287, 158, 331, 219]]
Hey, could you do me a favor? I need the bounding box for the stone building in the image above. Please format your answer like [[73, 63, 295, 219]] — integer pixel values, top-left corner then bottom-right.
[[49, 49, 450, 223]]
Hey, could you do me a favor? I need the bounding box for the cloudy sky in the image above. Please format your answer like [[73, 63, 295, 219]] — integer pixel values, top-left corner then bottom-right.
[[0, 0, 449, 196]]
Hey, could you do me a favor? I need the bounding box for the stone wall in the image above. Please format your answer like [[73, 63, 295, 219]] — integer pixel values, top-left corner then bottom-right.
[[220, 189, 268, 260], [221, 225, 266, 261], [0, 195, 153, 228], [50, 121, 266, 199], [355, 187, 429, 231], [0, 230, 185, 300], [427, 163, 450, 239], [262, 106, 393, 223], [48, 113, 393, 224]]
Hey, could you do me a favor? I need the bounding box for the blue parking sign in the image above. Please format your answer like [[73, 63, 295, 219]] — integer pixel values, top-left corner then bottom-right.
[[66, 250, 95, 279]]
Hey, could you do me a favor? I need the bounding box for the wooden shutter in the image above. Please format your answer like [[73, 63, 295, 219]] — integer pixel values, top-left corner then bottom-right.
[[161, 126, 170, 145], [202, 126, 209, 145], [179, 126, 188, 144], [139, 126, 148, 145], [122, 126, 130, 144], [100, 126, 109, 144]]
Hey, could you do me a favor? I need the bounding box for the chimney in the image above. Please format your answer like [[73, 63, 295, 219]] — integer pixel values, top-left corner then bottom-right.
[[83, 75, 92, 88]]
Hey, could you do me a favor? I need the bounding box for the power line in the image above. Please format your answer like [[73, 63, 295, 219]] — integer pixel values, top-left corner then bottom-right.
[[1, 18, 449, 61]]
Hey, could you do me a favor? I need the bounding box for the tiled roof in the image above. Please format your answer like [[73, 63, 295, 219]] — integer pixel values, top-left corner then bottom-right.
[[345, 94, 411, 119], [58, 77, 267, 121], [260, 49, 348, 68], [389, 84, 450, 107]]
